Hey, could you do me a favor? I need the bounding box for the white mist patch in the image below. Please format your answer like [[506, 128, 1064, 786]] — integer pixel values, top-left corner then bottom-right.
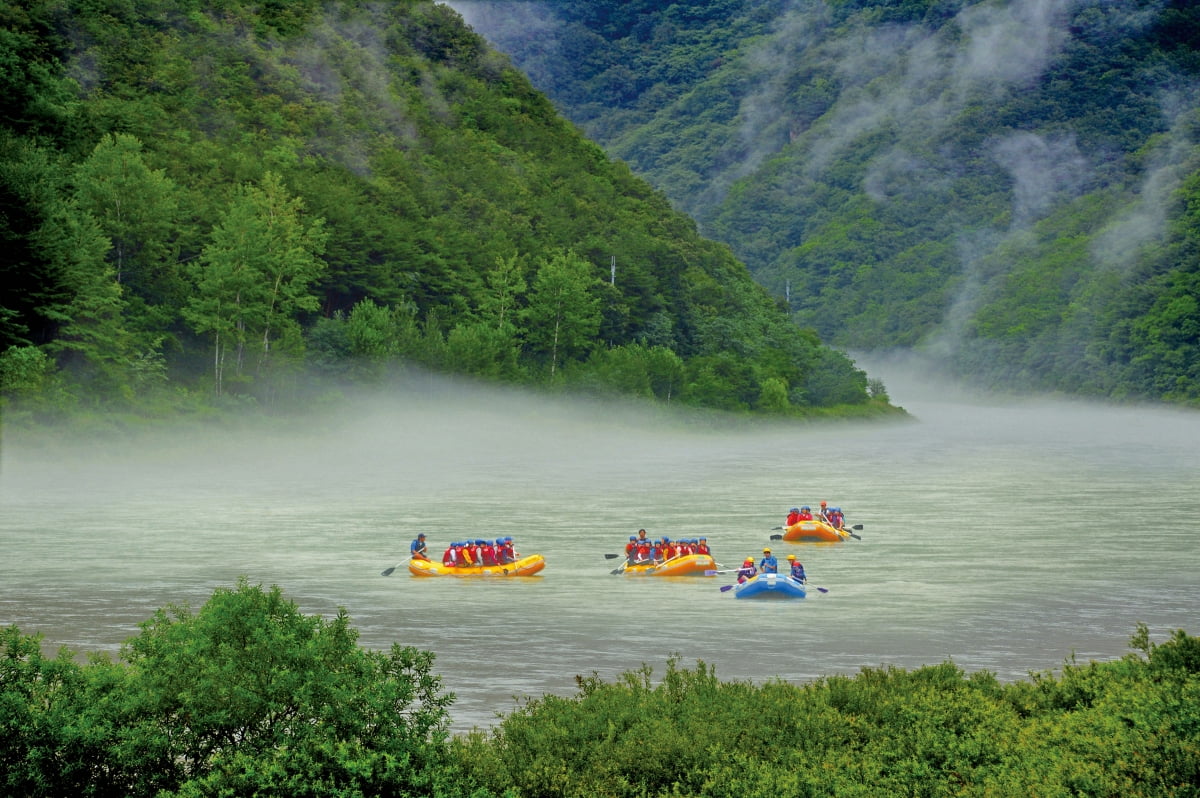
[[0, 375, 849, 513], [951, 0, 1074, 95], [989, 132, 1089, 227], [1090, 99, 1198, 272]]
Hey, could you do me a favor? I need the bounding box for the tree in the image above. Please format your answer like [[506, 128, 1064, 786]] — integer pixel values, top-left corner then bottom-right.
[[478, 252, 527, 330], [38, 197, 141, 401], [109, 579, 455, 796], [184, 173, 327, 396], [522, 249, 601, 377], [73, 134, 181, 313]]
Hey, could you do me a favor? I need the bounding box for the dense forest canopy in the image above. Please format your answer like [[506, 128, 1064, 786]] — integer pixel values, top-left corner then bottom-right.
[[3, 581, 1198, 796], [0, 0, 893, 424], [456, 0, 1200, 404]]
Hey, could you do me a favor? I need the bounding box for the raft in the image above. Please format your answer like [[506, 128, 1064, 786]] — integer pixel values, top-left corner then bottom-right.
[[734, 573, 807, 599], [616, 553, 716, 576], [781, 519, 850, 543], [408, 554, 546, 577]]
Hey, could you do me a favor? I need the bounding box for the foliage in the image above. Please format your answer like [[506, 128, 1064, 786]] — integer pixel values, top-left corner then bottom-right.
[[479, 0, 1200, 404], [451, 627, 1200, 797], [0, 579, 469, 798], [4, 596, 1197, 796], [0, 0, 882, 424]]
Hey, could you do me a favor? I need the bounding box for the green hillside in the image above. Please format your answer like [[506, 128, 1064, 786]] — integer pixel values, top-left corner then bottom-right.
[[461, 0, 1200, 404], [0, 0, 891, 424]]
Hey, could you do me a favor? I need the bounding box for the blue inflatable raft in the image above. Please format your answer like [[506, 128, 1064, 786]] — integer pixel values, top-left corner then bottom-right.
[[733, 573, 807, 599]]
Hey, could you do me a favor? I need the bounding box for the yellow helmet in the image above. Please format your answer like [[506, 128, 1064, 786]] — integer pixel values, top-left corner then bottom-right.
[[787, 554, 796, 560], [762, 547, 771, 553]]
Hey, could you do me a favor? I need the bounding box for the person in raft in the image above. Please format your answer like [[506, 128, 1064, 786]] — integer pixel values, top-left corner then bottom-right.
[[759, 547, 779, 574], [786, 507, 802, 526], [496, 537, 515, 564], [818, 501, 830, 522], [410, 533, 430, 561], [737, 557, 757, 583], [787, 554, 806, 583], [696, 536, 711, 556], [633, 536, 653, 565]]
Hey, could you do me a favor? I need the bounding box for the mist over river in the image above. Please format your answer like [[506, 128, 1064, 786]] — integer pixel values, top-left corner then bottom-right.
[[2, 361, 1198, 733]]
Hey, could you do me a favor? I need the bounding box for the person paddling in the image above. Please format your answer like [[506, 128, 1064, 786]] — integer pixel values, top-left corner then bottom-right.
[[737, 557, 757, 583], [759, 547, 779, 574], [410, 533, 430, 561], [787, 554, 806, 583]]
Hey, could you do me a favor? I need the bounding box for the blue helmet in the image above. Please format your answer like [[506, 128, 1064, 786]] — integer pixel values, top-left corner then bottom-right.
[[630, 535, 637, 541], [801, 506, 810, 511], [790, 507, 800, 513]]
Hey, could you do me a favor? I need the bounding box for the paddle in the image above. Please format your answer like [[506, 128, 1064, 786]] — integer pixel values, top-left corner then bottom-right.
[[381, 557, 413, 576]]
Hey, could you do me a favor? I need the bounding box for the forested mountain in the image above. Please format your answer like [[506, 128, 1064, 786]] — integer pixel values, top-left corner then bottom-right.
[[0, 0, 889, 423], [455, 0, 1200, 404]]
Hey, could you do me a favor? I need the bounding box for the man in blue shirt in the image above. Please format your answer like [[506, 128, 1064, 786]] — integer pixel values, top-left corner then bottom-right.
[[759, 547, 779, 574], [410, 533, 429, 561]]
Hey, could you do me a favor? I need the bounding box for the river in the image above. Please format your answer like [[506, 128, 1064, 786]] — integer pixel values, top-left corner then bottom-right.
[[2, 363, 1198, 732]]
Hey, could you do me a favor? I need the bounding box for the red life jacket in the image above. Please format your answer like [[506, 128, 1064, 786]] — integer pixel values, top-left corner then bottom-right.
[[442, 548, 456, 566]]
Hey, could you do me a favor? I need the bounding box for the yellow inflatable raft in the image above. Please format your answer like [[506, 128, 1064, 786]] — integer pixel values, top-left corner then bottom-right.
[[615, 553, 716, 576], [408, 554, 546, 577], [781, 519, 850, 542]]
